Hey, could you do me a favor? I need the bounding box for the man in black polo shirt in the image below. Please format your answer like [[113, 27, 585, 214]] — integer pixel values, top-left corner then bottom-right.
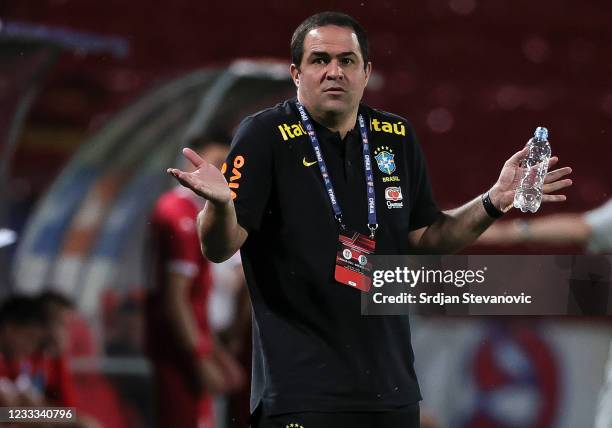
[[167, 11, 572, 427]]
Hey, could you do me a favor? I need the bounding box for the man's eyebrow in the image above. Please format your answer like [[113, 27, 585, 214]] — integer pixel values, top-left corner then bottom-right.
[[308, 51, 358, 59]]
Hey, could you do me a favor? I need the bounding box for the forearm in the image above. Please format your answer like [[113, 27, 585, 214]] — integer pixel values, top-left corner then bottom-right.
[[479, 214, 590, 247], [516, 214, 590, 245], [198, 200, 246, 263], [165, 276, 206, 353], [169, 304, 201, 352], [225, 285, 251, 354], [419, 194, 496, 253]]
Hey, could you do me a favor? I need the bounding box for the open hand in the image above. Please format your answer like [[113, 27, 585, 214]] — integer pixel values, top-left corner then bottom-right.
[[167, 148, 231, 206], [489, 146, 573, 212]]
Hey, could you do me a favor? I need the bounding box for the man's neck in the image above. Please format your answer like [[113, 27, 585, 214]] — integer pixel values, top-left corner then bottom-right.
[[316, 110, 358, 139], [298, 98, 358, 139]]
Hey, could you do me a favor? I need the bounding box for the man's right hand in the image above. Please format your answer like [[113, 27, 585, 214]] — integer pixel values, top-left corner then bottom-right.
[[167, 148, 231, 206], [170, 147, 248, 263]]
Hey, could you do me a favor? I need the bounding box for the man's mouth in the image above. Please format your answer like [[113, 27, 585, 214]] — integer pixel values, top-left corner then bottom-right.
[[323, 87, 346, 94]]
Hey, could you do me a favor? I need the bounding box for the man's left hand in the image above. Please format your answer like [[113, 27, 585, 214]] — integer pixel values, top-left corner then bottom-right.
[[489, 147, 573, 212]]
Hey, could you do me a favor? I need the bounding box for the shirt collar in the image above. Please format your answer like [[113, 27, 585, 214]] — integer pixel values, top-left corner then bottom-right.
[[294, 99, 364, 142], [311, 117, 360, 142]]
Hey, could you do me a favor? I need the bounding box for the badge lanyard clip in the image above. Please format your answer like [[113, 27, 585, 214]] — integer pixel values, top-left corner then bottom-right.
[[368, 223, 378, 239]]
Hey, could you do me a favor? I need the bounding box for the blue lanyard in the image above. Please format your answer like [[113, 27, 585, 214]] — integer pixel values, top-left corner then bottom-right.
[[296, 101, 378, 238]]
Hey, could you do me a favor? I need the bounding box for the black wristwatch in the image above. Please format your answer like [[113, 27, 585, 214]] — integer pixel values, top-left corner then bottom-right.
[[481, 191, 504, 218]]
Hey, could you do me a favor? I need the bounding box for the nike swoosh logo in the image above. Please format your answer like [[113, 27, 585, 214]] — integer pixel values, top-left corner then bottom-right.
[[302, 157, 317, 167]]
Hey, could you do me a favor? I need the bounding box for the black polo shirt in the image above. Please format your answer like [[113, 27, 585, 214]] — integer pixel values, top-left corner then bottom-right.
[[223, 99, 440, 415]]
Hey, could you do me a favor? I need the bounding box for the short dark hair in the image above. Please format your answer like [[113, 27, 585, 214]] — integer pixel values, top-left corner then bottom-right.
[[291, 12, 369, 70], [0, 295, 46, 326], [38, 290, 74, 310]]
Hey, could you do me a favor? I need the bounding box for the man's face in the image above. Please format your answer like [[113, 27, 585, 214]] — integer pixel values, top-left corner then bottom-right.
[[0, 323, 44, 359], [291, 25, 371, 117], [44, 306, 72, 355]]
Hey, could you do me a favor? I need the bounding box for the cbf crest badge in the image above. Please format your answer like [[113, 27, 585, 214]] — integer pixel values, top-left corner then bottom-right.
[[374, 146, 396, 175]]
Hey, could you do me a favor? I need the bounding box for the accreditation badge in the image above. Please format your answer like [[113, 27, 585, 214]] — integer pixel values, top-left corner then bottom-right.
[[335, 230, 376, 292]]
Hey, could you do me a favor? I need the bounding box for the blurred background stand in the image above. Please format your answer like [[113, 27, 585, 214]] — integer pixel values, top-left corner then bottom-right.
[[0, 19, 128, 293], [11, 59, 295, 314], [7, 60, 296, 425]]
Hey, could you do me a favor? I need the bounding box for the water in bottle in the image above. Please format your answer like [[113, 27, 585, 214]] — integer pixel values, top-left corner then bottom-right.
[[513, 126, 551, 213]]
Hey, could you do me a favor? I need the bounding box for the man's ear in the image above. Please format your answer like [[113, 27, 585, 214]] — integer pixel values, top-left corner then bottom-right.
[[289, 63, 300, 87], [364, 61, 372, 87]]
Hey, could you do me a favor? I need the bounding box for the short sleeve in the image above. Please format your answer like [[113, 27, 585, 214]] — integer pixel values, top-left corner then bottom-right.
[[584, 199, 612, 253], [151, 196, 201, 277], [406, 126, 441, 231], [223, 116, 273, 233]]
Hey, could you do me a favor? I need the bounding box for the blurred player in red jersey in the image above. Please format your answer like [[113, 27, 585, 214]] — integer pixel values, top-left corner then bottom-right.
[[0, 292, 100, 427], [35, 290, 102, 428], [35, 290, 78, 407], [146, 141, 244, 428], [0, 295, 45, 407]]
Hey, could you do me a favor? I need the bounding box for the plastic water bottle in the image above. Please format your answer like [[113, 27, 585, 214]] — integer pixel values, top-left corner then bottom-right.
[[513, 126, 551, 213]]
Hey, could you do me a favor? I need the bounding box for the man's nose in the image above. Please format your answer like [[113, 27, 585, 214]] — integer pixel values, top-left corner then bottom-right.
[[326, 60, 344, 79]]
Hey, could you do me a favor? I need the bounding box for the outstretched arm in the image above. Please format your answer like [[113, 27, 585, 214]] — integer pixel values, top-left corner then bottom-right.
[[168, 148, 248, 262], [410, 148, 573, 253], [477, 214, 589, 246]]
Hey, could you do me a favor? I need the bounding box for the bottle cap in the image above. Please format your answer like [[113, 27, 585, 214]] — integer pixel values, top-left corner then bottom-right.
[[534, 126, 548, 141]]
